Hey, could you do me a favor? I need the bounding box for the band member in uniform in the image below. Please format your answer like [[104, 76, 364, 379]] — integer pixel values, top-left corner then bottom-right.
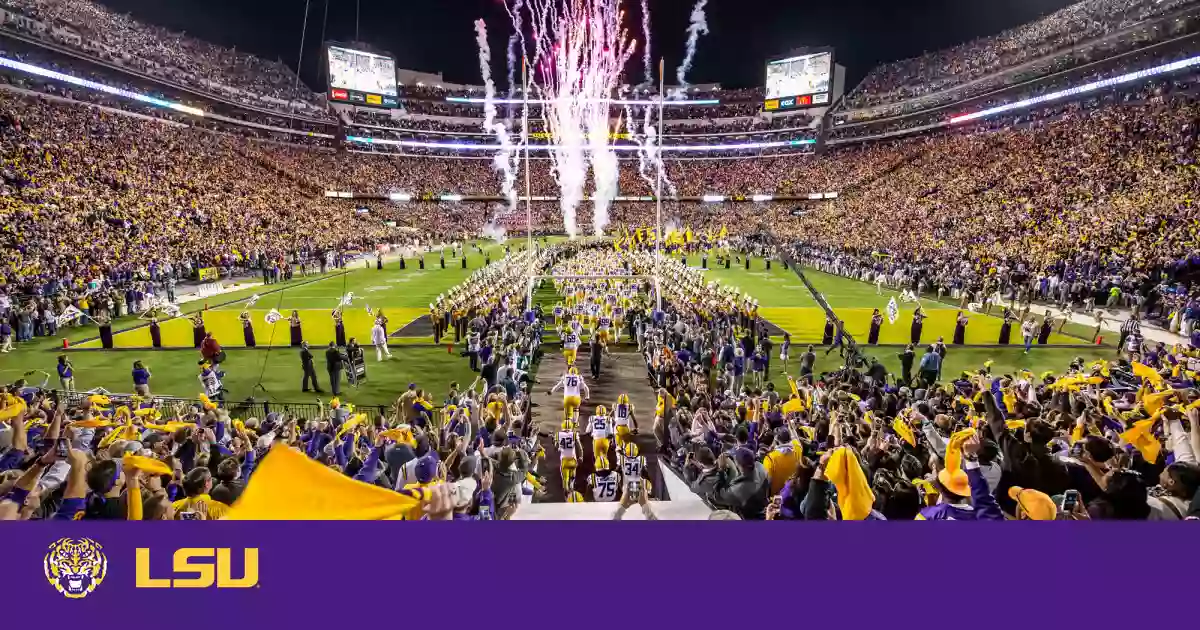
[[333, 308, 347, 347], [1038, 310, 1054, 345], [910, 307, 927, 345], [998, 308, 1015, 345], [953, 310, 968, 345], [289, 310, 304, 347], [149, 316, 162, 348], [191, 312, 206, 348], [868, 308, 883, 345], [240, 311, 256, 347], [97, 313, 114, 349]]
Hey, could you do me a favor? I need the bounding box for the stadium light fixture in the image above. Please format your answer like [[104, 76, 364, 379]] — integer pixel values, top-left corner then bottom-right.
[[388, 192, 413, 201], [0, 55, 205, 117], [950, 54, 1200, 124], [439, 194, 463, 202], [751, 194, 774, 202], [444, 96, 721, 106], [345, 135, 815, 152], [702, 195, 725, 202]]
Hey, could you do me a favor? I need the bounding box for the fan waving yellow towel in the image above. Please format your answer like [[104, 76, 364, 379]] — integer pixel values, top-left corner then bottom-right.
[[1132, 362, 1164, 387], [225, 444, 429, 520], [892, 416, 916, 447], [1119, 417, 1162, 464], [823, 447, 874, 521]]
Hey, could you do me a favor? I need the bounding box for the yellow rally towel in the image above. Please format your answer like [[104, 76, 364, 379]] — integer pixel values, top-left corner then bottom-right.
[[0, 394, 27, 421], [123, 455, 172, 477], [98, 422, 140, 449], [335, 413, 368, 440], [1132, 362, 1164, 387], [225, 445, 428, 520], [892, 416, 916, 447], [143, 421, 195, 433], [1142, 390, 1176, 416], [1119, 417, 1161, 464], [823, 447, 874, 521], [1006, 420, 1027, 431], [69, 418, 113, 429]]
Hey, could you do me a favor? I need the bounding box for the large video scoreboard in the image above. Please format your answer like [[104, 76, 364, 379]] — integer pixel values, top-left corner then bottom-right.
[[326, 44, 398, 108], [763, 49, 833, 112]]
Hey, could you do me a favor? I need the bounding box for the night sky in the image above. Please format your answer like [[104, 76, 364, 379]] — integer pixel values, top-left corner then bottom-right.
[[96, 0, 1081, 92]]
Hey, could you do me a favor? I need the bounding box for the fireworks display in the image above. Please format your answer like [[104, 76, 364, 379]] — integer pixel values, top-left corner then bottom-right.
[[475, 0, 709, 237]]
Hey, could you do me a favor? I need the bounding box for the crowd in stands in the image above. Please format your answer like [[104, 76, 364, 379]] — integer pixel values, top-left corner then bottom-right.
[[0, 89, 399, 336], [0, 0, 330, 119], [792, 82, 1200, 333], [843, 0, 1199, 112]]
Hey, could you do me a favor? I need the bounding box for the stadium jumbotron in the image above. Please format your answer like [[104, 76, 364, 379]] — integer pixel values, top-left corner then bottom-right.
[[0, 0, 1198, 525]]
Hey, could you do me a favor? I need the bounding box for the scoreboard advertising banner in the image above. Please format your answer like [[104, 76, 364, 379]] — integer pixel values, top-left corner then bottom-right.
[[326, 44, 398, 109], [764, 48, 834, 112]]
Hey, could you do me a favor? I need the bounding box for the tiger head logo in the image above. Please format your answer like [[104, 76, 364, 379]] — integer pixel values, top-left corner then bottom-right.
[[44, 538, 107, 599]]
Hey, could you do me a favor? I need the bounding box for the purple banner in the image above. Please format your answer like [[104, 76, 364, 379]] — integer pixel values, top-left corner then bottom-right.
[[1, 522, 1190, 628]]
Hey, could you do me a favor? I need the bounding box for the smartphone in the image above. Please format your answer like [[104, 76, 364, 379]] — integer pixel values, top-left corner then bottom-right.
[[1059, 490, 1080, 518], [178, 511, 200, 520], [49, 389, 60, 405], [54, 438, 70, 460]]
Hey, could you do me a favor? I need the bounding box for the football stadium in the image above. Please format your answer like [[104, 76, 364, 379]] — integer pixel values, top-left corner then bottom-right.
[[1, 0, 1199, 524]]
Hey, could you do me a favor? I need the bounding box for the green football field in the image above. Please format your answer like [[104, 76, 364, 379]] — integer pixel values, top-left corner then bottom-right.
[[695, 256, 1099, 346], [0, 243, 1117, 406], [71, 243, 514, 349]]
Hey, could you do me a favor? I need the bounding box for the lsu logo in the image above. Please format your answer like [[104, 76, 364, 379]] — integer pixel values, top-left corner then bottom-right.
[[44, 538, 107, 599], [135, 548, 259, 588]]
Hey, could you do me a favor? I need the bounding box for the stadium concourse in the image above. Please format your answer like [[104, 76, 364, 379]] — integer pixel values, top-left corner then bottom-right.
[[1, 0, 1200, 521]]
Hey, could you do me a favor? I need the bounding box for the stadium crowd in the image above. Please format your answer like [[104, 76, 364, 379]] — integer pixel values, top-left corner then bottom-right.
[[843, 0, 1199, 111], [0, 0, 330, 118]]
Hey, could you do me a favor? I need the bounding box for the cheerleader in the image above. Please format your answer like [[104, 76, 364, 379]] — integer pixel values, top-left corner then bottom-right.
[[333, 308, 347, 347], [998, 308, 1014, 345], [910, 307, 926, 345], [868, 308, 882, 345], [240, 311, 256, 347], [191, 313, 205, 348], [953, 311, 968, 345], [289, 310, 303, 347]]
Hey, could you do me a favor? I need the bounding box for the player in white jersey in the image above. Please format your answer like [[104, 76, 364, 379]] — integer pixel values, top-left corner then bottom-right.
[[586, 405, 614, 471], [562, 329, 581, 365], [556, 418, 581, 497], [619, 442, 649, 500], [596, 313, 613, 345], [612, 393, 638, 451], [587, 469, 621, 502], [549, 366, 589, 419]]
